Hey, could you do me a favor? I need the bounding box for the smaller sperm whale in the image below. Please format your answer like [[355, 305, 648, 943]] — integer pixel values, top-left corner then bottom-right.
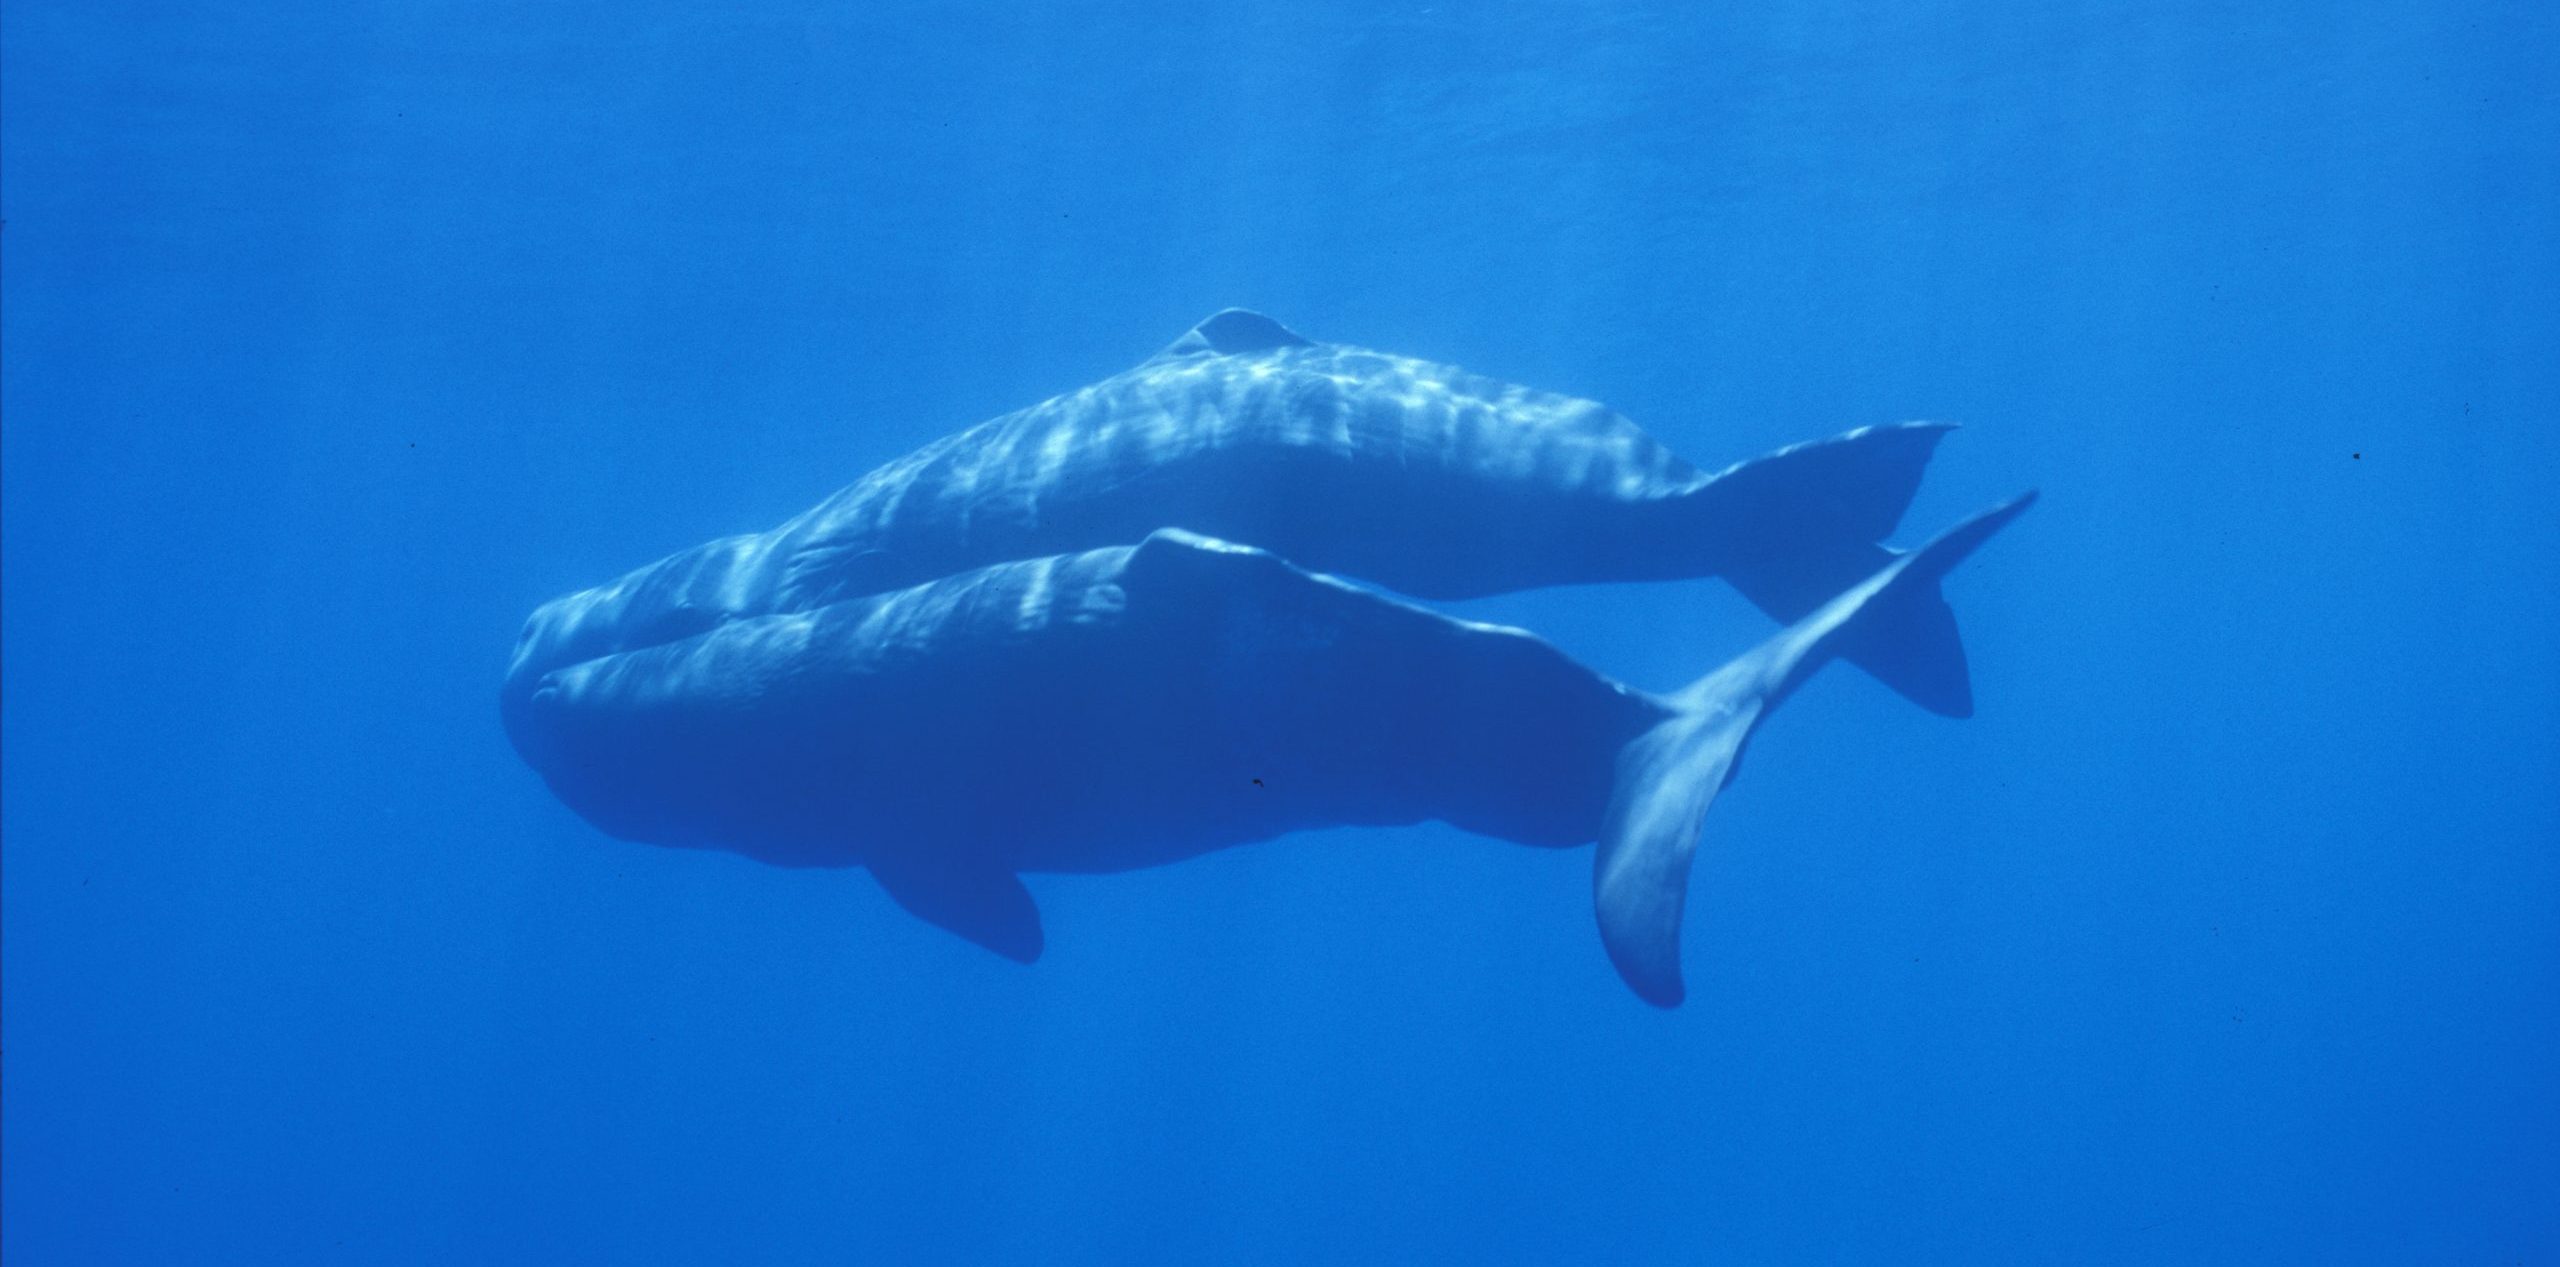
[[507, 311, 1981, 720], [503, 489, 2035, 1006]]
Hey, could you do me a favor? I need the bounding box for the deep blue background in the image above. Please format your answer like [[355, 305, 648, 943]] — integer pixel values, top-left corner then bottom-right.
[[6, 2, 2555, 1261]]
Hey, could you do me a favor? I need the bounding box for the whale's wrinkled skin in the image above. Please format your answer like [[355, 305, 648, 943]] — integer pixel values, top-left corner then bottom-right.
[[506, 311, 1977, 718], [504, 497, 2035, 1005]]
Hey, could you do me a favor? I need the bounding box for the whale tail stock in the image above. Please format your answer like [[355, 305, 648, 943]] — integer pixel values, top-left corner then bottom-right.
[[1703, 422, 1977, 718], [1595, 490, 2036, 1007]]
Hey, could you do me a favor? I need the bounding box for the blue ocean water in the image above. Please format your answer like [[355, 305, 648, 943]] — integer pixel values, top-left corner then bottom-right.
[[5, 1, 2554, 1261]]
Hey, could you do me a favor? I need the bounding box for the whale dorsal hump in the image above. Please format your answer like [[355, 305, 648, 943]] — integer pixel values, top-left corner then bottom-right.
[[1153, 309, 1313, 361]]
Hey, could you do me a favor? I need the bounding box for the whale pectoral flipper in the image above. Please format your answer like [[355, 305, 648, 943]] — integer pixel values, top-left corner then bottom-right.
[[1597, 490, 2037, 1007], [869, 852, 1045, 964]]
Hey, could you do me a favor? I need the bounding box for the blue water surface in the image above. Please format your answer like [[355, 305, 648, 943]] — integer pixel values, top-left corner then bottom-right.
[[5, 2, 2554, 1262]]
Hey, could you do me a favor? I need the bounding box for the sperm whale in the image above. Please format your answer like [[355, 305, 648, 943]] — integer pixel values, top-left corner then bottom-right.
[[502, 491, 2035, 1005], [508, 311, 1980, 718]]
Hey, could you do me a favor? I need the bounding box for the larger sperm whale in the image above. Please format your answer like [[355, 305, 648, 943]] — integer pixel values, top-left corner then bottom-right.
[[507, 496, 2032, 1005], [509, 311, 1980, 717]]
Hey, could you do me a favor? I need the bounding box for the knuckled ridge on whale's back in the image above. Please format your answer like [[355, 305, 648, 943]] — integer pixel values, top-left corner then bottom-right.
[[1152, 309, 1315, 361]]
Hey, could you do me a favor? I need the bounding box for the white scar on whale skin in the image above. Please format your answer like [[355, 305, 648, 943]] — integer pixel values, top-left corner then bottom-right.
[[507, 311, 1981, 721], [505, 492, 2035, 1006]]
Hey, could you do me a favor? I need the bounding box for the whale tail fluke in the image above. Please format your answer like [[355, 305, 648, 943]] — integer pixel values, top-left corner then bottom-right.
[[1706, 422, 1977, 717], [1596, 490, 2036, 1007]]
